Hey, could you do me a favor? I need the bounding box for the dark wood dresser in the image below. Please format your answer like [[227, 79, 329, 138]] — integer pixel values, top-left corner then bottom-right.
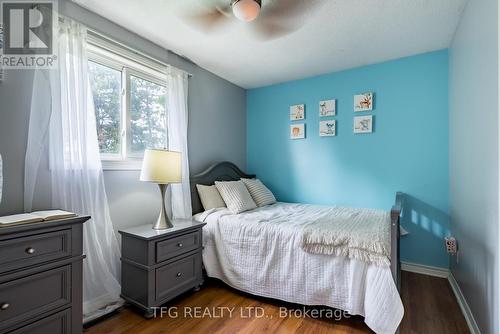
[[0, 216, 88, 334], [119, 220, 205, 318]]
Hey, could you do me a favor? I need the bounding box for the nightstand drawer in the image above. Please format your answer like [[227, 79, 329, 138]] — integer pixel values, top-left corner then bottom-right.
[[0, 229, 71, 274], [156, 230, 200, 263], [9, 308, 71, 334], [0, 265, 71, 331], [155, 252, 201, 302]]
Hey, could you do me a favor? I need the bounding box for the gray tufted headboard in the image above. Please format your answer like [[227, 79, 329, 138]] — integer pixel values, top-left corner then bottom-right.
[[190, 162, 255, 215]]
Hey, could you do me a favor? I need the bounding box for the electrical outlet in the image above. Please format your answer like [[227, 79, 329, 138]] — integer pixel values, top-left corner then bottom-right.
[[445, 237, 457, 255]]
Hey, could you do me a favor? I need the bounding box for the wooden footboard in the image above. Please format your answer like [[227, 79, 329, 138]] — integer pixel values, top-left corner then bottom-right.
[[391, 192, 403, 291]]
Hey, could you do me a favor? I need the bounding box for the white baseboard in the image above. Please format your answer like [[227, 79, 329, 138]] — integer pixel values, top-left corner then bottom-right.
[[448, 273, 481, 334], [401, 261, 450, 278], [401, 261, 480, 334]]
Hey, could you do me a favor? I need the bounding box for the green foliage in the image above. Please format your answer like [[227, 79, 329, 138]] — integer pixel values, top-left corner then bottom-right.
[[130, 75, 167, 153], [88, 61, 121, 154], [89, 61, 167, 156]]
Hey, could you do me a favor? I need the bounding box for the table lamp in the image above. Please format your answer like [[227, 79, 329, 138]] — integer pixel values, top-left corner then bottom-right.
[[140, 149, 182, 229]]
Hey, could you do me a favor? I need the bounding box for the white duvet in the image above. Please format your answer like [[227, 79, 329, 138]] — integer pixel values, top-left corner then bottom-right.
[[300, 206, 391, 266], [195, 202, 404, 334]]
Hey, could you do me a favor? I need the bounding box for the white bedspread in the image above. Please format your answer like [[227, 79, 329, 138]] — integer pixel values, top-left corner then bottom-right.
[[195, 203, 403, 334], [300, 206, 391, 266]]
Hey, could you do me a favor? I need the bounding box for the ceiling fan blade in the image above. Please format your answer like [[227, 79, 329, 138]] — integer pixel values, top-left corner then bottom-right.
[[181, 6, 232, 32], [214, 2, 233, 17], [250, 0, 324, 40], [261, 0, 322, 20], [250, 20, 295, 41]]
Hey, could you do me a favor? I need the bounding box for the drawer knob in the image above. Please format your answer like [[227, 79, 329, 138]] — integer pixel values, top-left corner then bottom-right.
[[177, 243, 183, 247], [25, 247, 35, 254], [0, 303, 10, 310], [176, 272, 182, 277]]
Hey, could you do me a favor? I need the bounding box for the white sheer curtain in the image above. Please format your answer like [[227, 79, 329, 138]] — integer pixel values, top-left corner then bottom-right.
[[24, 19, 121, 321], [167, 67, 192, 219], [0, 155, 2, 203]]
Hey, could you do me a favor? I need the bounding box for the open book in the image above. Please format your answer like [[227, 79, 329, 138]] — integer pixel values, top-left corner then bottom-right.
[[0, 210, 77, 227]]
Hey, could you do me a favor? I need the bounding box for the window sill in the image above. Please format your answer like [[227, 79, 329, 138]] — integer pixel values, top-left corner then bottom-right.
[[101, 159, 143, 171]]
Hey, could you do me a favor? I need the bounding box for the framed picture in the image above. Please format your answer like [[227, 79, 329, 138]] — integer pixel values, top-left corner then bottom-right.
[[290, 124, 305, 139], [290, 104, 305, 120], [354, 92, 373, 112], [354, 115, 373, 134], [319, 99, 336, 117], [319, 120, 336, 137]]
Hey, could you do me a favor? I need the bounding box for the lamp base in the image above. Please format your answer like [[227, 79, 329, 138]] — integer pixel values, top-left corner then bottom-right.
[[153, 183, 174, 230]]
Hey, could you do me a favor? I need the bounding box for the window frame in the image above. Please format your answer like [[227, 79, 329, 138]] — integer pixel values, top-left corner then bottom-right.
[[87, 43, 168, 171]]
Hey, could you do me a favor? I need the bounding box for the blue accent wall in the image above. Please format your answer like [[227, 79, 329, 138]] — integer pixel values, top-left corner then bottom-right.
[[247, 50, 449, 268]]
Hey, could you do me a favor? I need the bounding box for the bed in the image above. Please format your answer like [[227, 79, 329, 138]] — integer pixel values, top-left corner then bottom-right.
[[190, 162, 403, 334]]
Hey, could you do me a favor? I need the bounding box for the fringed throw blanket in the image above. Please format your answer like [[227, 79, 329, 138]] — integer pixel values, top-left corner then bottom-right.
[[300, 207, 391, 266]]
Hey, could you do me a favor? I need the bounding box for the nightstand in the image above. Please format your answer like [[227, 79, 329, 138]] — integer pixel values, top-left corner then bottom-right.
[[119, 219, 206, 318]]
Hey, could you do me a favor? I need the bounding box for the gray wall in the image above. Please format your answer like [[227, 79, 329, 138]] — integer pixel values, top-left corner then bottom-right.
[[449, 0, 499, 333], [0, 0, 246, 231]]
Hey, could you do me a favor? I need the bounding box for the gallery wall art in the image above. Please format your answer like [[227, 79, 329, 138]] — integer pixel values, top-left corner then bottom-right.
[[290, 104, 305, 120], [354, 92, 373, 112], [354, 115, 373, 134], [319, 120, 336, 137], [319, 99, 336, 117], [290, 124, 305, 139], [288, 92, 377, 138]]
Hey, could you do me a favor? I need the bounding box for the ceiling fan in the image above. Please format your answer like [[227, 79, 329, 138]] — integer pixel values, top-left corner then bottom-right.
[[181, 0, 319, 40]]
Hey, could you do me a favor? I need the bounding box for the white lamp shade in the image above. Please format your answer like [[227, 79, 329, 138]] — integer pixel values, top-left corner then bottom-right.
[[232, 0, 261, 22], [140, 149, 182, 184]]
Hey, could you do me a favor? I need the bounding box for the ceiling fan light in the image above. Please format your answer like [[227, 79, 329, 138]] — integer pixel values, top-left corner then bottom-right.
[[232, 0, 261, 22]]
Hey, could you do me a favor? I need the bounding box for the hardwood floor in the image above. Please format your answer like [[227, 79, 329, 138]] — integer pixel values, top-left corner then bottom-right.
[[85, 271, 469, 334]]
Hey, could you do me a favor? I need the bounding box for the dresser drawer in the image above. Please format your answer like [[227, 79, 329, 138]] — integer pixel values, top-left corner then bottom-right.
[[0, 266, 71, 331], [155, 252, 201, 302], [0, 229, 71, 274], [156, 230, 200, 263], [8, 308, 71, 334]]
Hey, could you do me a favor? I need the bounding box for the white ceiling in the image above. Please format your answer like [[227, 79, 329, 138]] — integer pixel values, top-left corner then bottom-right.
[[73, 0, 467, 89]]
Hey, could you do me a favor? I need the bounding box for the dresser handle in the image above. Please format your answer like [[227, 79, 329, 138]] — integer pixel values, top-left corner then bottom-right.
[[25, 247, 35, 254], [177, 243, 183, 247], [0, 303, 10, 310], [176, 272, 182, 277]]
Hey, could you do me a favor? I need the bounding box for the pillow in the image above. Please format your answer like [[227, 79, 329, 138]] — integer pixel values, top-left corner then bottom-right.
[[215, 180, 257, 214], [196, 184, 226, 211], [241, 178, 277, 207]]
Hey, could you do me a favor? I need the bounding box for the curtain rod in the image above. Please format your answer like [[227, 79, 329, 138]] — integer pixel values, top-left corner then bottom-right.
[[58, 16, 193, 78], [87, 29, 193, 78]]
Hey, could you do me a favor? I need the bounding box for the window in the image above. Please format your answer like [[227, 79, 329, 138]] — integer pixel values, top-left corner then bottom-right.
[[129, 75, 167, 154], [87, 38, 167, 170], [88, 61, 122, 155]]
